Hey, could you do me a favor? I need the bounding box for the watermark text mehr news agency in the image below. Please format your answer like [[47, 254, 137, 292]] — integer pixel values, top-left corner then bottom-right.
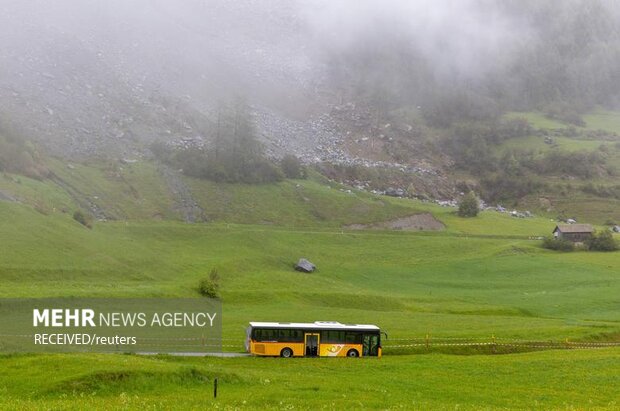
[[33, 309, 218, 328]]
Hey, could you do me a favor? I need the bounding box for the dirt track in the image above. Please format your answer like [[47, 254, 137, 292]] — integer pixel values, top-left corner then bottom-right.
[[344, 213, 445, 231]]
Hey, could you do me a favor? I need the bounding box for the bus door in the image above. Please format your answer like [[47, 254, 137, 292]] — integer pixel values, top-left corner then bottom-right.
[[362, 334, 379, 356], [304, 333, 319, 357]]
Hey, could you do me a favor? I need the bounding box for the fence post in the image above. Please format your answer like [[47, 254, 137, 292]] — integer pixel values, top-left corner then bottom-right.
[[491, 334, 496, 354], [214, 377, 218, 398], [426, 334, 430, 350]]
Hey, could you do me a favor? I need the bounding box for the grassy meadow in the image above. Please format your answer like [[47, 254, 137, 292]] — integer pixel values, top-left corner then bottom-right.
[[0, 350, 618, 410], [1, 195, 619, 408], [506, 108, 620, 134]]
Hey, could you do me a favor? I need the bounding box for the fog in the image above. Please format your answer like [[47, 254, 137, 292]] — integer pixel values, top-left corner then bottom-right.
[[302, 0, 530, 80], [1, 0, 619, 156], [0, 0, 536, 102]]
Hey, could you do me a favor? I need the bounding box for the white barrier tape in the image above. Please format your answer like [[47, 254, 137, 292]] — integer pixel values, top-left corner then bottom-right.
[[386, 342, 620, 349]]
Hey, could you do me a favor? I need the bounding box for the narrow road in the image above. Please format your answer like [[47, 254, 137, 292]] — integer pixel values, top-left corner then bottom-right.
[[137, 352, 249, 357]]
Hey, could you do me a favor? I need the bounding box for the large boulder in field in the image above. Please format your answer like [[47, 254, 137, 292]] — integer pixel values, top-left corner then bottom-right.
[[295, 258, 316, 273]]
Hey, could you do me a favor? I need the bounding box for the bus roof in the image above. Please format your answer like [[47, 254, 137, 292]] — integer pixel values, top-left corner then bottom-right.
[[248, 321, 380, 331]]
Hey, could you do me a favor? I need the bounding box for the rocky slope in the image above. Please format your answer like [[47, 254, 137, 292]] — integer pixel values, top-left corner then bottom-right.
[[0, 1, 453, 199]]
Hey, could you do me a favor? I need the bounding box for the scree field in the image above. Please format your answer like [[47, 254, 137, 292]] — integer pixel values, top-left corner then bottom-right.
[[0, 198, 619, 410]]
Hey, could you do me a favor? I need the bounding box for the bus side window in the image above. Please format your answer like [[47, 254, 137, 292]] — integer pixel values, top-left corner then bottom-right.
[[258, 329, 273, 341], [321, 330, 345, 343], [346, 332, 361, 344], [292, 329, 303, 342], [279, 329, 291, 341]]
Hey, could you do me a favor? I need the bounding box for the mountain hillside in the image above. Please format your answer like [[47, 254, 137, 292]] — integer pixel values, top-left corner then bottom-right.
[[1, 0, 620, 224]]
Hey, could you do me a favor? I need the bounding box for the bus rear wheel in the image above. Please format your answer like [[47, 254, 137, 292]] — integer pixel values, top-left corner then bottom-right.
[[347, 349, 359, 357], [280, 348, 293, 358]]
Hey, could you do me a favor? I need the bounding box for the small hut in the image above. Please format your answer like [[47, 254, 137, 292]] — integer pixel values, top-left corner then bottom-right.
[[552, 224, 594, 243]]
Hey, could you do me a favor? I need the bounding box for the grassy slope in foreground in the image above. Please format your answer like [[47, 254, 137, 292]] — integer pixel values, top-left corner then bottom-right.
[[0, 350, 619, 410]]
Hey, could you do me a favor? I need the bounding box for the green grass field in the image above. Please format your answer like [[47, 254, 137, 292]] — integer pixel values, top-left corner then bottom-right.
[[584, 109, 620, 134], [506, 109, 620, 135], [498, 135, 608, 154], [185, 175, 428, 227], [505, 112, 568, 129], [1, 197, 619, 408], [1, 350, 618, 410]]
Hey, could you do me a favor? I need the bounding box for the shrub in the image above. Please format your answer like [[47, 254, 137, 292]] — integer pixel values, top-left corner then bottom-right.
[[587, 231, 618, 252], [243, 159, 284, 184], [149, 140, 173, 163], [533, 150, 604, 179], [580, 183, 620, 199], [172, 148, 284, 184], [198, 269, 220, 298], [0, 132, 49, 179], [72, 210, 93, 229], [458, 191, 479, 217], [543, 103, 585, 127], [480, 174, 542, 203], [542, 237, 575, 252], [422, 92, 500, 128], [280, 155, 305, 179]]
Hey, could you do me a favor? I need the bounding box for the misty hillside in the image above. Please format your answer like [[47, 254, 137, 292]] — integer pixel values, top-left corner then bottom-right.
[[1, 0, 620, 222], [0, 0, 322, 158]]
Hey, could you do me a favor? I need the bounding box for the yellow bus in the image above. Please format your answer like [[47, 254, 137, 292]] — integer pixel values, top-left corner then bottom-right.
[[245, 321, 382, 358]]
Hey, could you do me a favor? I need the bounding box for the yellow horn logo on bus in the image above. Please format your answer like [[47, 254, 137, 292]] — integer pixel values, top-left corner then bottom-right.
[[326, 344, 344, 356]]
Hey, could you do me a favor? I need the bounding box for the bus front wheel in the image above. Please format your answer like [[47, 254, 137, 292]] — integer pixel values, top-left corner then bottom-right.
[[280, 348, 293, 358], [347, 349, 359, 357]]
